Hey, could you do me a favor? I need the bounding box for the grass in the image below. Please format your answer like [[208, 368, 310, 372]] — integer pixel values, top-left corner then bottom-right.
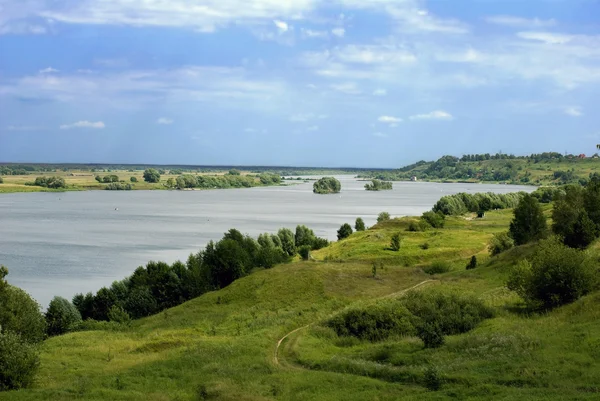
[[3, 209, 600, 400]]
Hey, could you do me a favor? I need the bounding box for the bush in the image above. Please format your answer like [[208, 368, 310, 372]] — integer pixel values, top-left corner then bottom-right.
[[107, 305, 131, 324], [509, 194, 548, 245], [390, 233, 401, 251], [327, 304, 416, 341], [337, 223, 353, 240], [420, 242, 430, 250], [105, 182, 132, 190], [313, 177, 341, 194], [408, 220, 429, 232], [424, 367, 443, 391], [422, 261, 451, 275], [33, 176, 67, 189], [507, 238, 598, 309], [421, 211, 445, 229], [466, 256, 478, 270], [312, 237, 329, 250], [130, 177, 138, 183], [417, 321, 445, 349], [46, 296, 82, 336], [377, 212, 390, 223], [143, 168, 161, 183], [298, 245, 311, 261], [489, 232, 514, 256], [355, 218, 366, 232], [0, 331, 40, 391], [0, 177, 3, 184]]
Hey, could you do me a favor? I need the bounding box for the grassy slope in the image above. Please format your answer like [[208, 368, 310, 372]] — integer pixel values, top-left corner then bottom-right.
[[393, 157, 599, 185], [3, 210, 600, 400]]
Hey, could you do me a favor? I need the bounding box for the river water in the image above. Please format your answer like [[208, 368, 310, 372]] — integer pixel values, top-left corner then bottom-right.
[[0, 177, 534, 307]]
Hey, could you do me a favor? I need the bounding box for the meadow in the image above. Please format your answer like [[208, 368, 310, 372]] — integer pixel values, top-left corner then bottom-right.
[[3, 204, 600, 400]]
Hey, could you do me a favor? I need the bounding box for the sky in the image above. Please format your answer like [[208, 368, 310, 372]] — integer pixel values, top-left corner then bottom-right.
[[0, 0, 599, 168]]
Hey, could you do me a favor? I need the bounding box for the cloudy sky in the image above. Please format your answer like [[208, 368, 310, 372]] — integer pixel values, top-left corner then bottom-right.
[[0, 0, 599, 167]]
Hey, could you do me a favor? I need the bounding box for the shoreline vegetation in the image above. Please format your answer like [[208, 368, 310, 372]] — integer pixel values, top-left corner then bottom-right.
[[313, 176, 342, 194], [2, 176, 600, 398]]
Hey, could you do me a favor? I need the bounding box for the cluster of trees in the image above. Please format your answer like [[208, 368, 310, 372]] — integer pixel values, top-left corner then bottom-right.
[[0, 165, 42, 175], [313, 177, 341, 194], [105, 183, 133, 191], [62, 226, 327, 324], [433, 192, 523, 216], [143, 169, 161, 183], [29, 176, 67, 189], [364, 180, 393, 191], [0, 267, 46, 391], [164, 173, 281, 190], [95, 175, 119, 183]]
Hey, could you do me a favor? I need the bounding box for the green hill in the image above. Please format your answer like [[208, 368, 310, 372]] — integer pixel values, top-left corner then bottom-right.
[[3, 208, 600, 400], [360, 152, 600, 186]]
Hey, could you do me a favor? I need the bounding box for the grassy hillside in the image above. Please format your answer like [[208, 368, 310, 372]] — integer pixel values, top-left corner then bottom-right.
[[3, 209, 600, 400]]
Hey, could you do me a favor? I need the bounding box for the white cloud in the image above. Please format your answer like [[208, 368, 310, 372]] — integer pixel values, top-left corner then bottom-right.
[[565, 107, 583, 117], [378, 115, 402, 124], [517, 31, 573, 44], [387, 6, 469, 34], [39, 67, 59, 74], [373, 89, 387, 96], [59, 121, 105, 129], [273, 20, 289, 33], [485, 16, 557, 28], [409, 110, 454, 121], [331, 27, 345, 37], [301, 28, 328, 39], [157, 117, 174, 125]]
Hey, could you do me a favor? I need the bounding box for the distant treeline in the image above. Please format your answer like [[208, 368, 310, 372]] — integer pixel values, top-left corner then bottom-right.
[[70, 225, 328, 323], [165, 173, 281, 189]]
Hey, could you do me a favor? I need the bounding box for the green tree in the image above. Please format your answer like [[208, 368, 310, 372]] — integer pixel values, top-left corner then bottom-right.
[[390, 233, 401, 251], [489, 232, 514, 256], [377, 212, 391, 223], [130, 176, 138, 183], [566, 212, 597, 249], [295, 225, 316, 248], [45, 296, 82, 336], [313, 177, 341, 194], [337, 223, 353, 240], [95, 175, 102, 183], [421, 211, 445, 228], [0, 331, 40, 391], [277, 228, 296, 257], [298, 245, 311, 261], [509, 194, 548, 245], [143, 168, 161, 183], [355, 218, 366, 231]]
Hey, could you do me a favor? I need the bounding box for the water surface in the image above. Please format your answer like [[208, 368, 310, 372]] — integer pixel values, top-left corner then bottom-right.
[[0, 177, 534, 307]]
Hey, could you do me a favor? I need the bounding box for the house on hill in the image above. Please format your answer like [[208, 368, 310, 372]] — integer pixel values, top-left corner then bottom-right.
[[579, 154, 586, 159]]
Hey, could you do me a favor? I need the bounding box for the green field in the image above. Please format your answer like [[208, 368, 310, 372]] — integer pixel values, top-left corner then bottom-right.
[[3, 206, 600, 400]]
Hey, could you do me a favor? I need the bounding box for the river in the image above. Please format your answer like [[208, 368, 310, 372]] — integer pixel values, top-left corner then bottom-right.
[[0, 176, 534, 307]]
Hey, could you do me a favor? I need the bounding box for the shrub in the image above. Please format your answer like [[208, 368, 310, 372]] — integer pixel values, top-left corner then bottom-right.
[[298, 245, 311, 261], [355, 218, 366, 232], [408, 220, 430, 232], [107, 305, 131, 324], [420, 242, 430, 250], [377, 212, 391, 223], [466, 256, 477, 270], [337, 223, 353, 240], [507, 238, 598, 309], [0, 177, 3, 184], [105, 182, 132, 190], [509, 194, 548, 245], [327, 304, 416, 341], [390, 233, 401, 251], [46, 296, 82, 336], [489, 232, 514, 256], [421, 211, 445, 229], [130, 177, 138, 183], [422, 261, 451, 275], [424, 367, 443, 391], [33, 176, 67, 189], [311, 237, 329, 250], [417, 321, 445, 349], [0, 331, 40, 391]]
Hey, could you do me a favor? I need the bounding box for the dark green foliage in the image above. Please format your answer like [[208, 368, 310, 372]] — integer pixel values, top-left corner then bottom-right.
[[364, 180, 392, 191], [423, 367, 443, 391], [0, 269, 46, 344], [45, 296, 82, 336], [489, 232, 514, 256], [407, 220, 429, 232], [532, 186, 562, 203], [130, 177, 138, 183], [295, 225, 316, 248], [423, 261, 451, 275], [466, 256, 477, 270], [509, 194, 548, 245], [552, 182, 600, 249], [584, 175, 600, 229], [390, 233, 401, 251], [228, 169, 241, 176], [507, 238, 598, 309], [0, 331, 40, 391], [311, 237, 329, 250], [337, 223, 353, 240], [0, 176, 3, 184], [33, 176, 67, 189], [355, 218, 366, 232], [102, 175, 119, 183], [327, 304, 416, 341], [417, 321, 445, 349], [377, 212, 390, 223], [313, 177, 341, 194], [105, 182, 133, 190], [421, 211, 445, 228], [277, 228, 296, 256], [143, 168, 161, 183], [107, 305, 131, 324], [298, 245, 311, 261]]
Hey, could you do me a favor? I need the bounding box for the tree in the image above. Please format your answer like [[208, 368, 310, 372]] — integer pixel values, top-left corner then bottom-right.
[[0, 331, 40, 391], [313, 177, 341, 194], [390, 233, 401, 251], [377, 212, 391, 223], [143, 168, 161, 183], [355, 218, 366, 231], [95, 175, 102, 183], [421, 211, 445, 228], [277, 228, 296, 256], [489, 232, 514, 256], [566, 212, 597, 249], [130, 177, 138, 183], [295, 225, 316, 248], [337, 223, 353, 240], [509, 194, 548, 245], [298, 245, 311, 261], [45, 296, 82, 336], [507, 238, 597, 309]]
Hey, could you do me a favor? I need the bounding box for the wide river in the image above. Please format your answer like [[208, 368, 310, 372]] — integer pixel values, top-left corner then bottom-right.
[[0, 176, 534, 307]]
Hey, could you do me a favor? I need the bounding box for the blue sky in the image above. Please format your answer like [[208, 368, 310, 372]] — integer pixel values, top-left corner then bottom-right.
[[0, 0, 599, 168]]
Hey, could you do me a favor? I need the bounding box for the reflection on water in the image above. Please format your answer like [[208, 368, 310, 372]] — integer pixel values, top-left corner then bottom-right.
[[0, 176, 534, 307]]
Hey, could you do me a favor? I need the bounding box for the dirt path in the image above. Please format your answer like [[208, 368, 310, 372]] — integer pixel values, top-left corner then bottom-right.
[[273, 279, 438, 368]]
